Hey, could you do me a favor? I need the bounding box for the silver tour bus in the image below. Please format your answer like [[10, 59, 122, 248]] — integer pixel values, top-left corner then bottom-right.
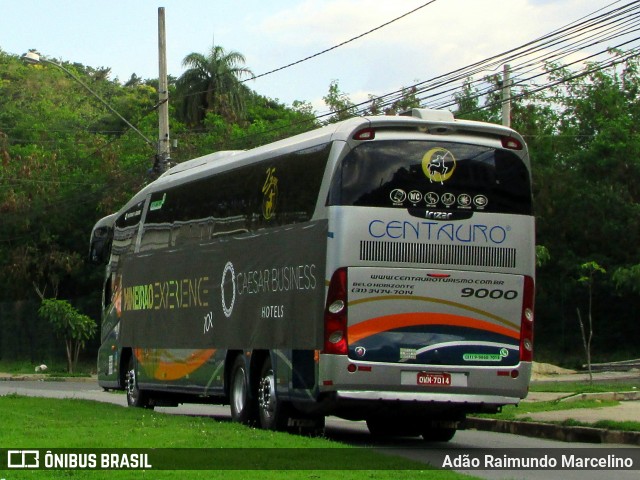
[[90, 109, 535, 440]]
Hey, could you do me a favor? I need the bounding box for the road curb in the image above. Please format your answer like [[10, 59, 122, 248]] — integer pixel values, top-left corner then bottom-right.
[[0, 374, 96, 383], [465, 417, 640, 446], [561, 391, 640, 402]]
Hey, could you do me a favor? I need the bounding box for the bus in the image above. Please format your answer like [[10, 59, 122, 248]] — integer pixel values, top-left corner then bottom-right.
[[89, 108, 535, 440]]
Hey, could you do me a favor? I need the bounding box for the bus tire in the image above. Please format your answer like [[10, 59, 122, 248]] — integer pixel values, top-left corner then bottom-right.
[[422, 427, 456, 442], [366, 417, 420, 437], [229, 355, 257, 425], [257, 356, 289, 431], [126, 356, 153, 409]]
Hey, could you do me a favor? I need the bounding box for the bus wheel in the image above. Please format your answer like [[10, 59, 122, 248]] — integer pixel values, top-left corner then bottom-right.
[[257, 357, 289, 431], [229, 355, 257, 425], [422, 427, 456, 442], [366, 418, 420, 437], [126, 356, 152, 409]]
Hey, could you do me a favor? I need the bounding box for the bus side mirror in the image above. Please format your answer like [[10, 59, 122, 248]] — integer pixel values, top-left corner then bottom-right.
[[89, 226, 113, 265]]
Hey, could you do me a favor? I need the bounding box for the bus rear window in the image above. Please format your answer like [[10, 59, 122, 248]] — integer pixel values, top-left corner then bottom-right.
[[328, 140, 532, 215]]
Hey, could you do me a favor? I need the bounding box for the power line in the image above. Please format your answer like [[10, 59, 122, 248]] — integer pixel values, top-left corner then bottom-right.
[[188, 1, 640, 148], [245, 0, 439, 83], [447, 46, 640, 116], [422, 34, 640, 112], [173, 1, 439, 103], [356, 0, 640, 116], [44, 0, 633, 148]]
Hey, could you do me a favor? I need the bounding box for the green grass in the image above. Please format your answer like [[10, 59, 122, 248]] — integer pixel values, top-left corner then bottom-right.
[[0, 359, 94, 377], [478, 399, 640, 432], [497, 399, 620, 420], [0, 395, 478, 480], [530, 381, 640, 394], [534, 348, 639, 369], [561, 418, 640, 431]]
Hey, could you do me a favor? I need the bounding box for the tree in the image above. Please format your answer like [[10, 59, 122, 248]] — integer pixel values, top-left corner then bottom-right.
[[323, 80, 357, 122], [576, 261, 606, 384], [176, 45, 253, 126], [453, 76, 502, 122], [37, 298, 97, 373], [0, 47, 324, 363], [536, 245, 551, 268], [368, 85, 420, 116], [513, 55, 640, 363], [613, 265, 640, 295], [4, 43, 640, 367]]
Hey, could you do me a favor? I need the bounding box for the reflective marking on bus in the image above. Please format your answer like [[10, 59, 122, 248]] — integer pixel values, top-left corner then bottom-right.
[[413, 341, 517, 357], [347, 312, 519, 345], [135, 348, 216, 380], [349, 294, 519, 329]]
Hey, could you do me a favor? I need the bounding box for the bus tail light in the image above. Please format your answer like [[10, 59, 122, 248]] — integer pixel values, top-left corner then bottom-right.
[[501, 136, 523, 150], [323, 268, 348, 355], [353, 128, 375, 141], [519, 275, 535, 362]]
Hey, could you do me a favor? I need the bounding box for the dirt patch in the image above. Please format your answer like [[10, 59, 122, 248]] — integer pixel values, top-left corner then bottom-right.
[[531, 362, 576, 379]]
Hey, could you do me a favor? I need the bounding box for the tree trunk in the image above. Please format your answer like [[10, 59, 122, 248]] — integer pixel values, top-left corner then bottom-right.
[[73, 341, 81, 374], [65, 339, 74, 373], [576, 308, 593, 385]]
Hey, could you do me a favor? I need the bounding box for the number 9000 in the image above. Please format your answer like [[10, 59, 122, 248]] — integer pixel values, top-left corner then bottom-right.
[[461, 288, 518, 300]]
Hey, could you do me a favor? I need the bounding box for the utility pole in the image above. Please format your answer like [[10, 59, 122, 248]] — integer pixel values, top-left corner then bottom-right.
[[501, 64, 511, 128], [157, 7, 171, 173]]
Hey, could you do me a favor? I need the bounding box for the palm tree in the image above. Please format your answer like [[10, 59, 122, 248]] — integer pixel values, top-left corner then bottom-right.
[[177, 45, 253, 126]]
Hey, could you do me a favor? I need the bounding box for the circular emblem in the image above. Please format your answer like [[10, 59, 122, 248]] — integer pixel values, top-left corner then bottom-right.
[[408, 190, 423, 204], [425, 192, 439, 206], [389, 188, 407, 204], [473, 195, 489, 209], [458, 193, 472, 207], [422, 148, 456, 184], [441, 192, 456, 206], [354, 346, 366, 357], [221, 261, 236, 318]]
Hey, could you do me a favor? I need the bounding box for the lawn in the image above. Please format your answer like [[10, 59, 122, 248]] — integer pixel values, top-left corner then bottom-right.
[[530, 381, 640, 394], [481, 399, 640, 432], [0, 395, 478, 480]]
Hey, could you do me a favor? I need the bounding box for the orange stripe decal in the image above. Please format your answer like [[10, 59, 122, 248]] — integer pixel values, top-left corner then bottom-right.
[[136, 348, 216, 380], [350, 295, 518, 329], [348, 312, 519, 344]]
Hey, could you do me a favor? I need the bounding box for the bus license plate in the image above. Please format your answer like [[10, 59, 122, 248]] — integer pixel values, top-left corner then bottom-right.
[[417, 372, 451, 387]]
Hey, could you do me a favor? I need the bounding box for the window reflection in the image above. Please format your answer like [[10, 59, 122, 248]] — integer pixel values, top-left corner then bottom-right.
[[329, 140, 531, 215]]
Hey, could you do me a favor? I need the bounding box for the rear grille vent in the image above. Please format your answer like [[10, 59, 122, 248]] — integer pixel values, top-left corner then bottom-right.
[[360, 241, 516, 268]]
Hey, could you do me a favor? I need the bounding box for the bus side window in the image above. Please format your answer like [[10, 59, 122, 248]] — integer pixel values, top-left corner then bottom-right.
[[113, 201, 145, 255], [137, 142, 331, 251]]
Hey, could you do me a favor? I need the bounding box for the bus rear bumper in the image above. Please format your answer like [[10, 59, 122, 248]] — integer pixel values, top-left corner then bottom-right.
[[317, 354, 532, 416], [333, 390, 521, 405]]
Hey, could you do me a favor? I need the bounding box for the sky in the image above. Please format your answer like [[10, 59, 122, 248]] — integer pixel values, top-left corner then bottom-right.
[[0, 0, 633, 112]]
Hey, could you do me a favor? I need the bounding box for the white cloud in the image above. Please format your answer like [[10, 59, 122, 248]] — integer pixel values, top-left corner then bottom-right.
[[2, 0, 626, 108], [248, 0, 595, 107]]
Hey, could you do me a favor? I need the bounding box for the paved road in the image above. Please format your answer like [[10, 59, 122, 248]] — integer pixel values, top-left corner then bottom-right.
[[1, 380, 639, 480]]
